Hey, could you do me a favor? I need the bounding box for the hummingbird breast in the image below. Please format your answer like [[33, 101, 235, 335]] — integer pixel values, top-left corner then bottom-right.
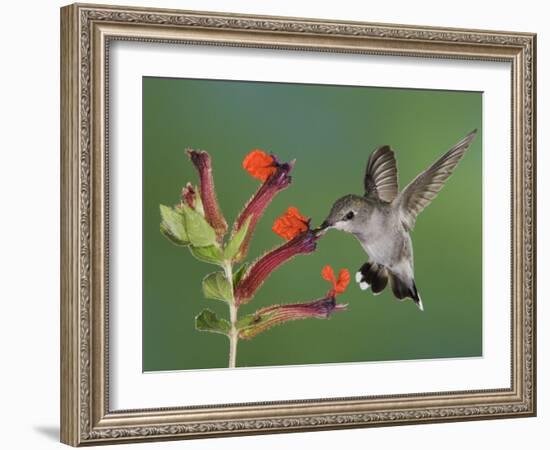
[[355, 207, 411, 271]]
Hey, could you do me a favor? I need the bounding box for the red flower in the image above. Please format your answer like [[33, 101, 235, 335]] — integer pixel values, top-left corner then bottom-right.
[[186, 149, 228, 238], [232, 153, 294, 260], [243, 150, 277, 182], [234, 230, 318, 305], [238, 296, 347, 340], [272, 207, 310, 240], [321, 265, 350, 296], [181, 182, 197, 210]]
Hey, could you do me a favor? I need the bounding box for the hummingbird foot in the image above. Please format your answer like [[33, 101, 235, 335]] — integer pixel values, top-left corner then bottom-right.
[[355, 271, 370, 290], [356, 262, 389, 294]]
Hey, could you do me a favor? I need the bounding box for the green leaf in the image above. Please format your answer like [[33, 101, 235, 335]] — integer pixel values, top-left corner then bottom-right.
[[223, 216, 252, 260], [202, 272, 233, 302], [180, 203, 217, 247], [195, 309, 231, 335], [189, 245, 224, 266], [160, 223, 188, 246], [232, 263, 249, 287], [159, 205, 189, 246]]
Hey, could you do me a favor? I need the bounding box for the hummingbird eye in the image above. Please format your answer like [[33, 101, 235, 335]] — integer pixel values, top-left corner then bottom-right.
[[345, 211, 355, 221]]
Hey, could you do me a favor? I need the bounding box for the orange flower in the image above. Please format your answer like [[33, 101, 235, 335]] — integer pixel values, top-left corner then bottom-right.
[[243, 150, 277, 182], [321, 265, 350, 295], [272, 207, 310, 240]]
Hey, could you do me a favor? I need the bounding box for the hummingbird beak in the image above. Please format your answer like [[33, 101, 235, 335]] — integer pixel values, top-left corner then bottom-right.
[[313, 220, 332, 236]]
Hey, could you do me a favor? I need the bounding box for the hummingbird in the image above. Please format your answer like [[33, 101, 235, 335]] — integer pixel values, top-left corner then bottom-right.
[[318, 130, 478, 311]]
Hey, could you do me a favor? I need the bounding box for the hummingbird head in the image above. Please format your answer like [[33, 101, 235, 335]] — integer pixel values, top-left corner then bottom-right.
[[318, 194, 368, 235]]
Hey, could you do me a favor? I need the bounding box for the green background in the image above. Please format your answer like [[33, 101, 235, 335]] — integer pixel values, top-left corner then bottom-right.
[[142, 77, 482, 371]]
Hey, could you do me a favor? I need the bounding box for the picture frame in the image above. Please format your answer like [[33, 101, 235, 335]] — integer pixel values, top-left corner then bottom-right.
[[60, 2, 536, 446]]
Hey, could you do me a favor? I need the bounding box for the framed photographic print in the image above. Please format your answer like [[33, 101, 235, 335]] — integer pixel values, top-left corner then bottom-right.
[[60, 3, 537, 446]]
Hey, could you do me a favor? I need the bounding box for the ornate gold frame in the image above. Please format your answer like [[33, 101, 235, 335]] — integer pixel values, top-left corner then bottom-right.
[[60, 3, 536, 446]]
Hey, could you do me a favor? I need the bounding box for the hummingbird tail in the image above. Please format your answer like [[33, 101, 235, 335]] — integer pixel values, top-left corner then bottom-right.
[[389, 273, 424, 311], [412, 286, 424, 311]]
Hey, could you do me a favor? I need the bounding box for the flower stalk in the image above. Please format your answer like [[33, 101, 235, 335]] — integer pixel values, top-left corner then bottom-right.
[[223, 262, 239, 368]]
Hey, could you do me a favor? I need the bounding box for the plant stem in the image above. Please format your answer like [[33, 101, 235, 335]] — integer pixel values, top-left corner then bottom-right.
[[228, 302, 238, 368], [224, 262, 239, 368]]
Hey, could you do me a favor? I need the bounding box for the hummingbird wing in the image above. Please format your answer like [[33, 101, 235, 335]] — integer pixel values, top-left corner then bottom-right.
[[395, 129, 478, 230], [364, 145, 399, 202]]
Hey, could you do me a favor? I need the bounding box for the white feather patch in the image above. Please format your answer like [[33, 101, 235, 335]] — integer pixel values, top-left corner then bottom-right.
[[359, 281, 370, 291]]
